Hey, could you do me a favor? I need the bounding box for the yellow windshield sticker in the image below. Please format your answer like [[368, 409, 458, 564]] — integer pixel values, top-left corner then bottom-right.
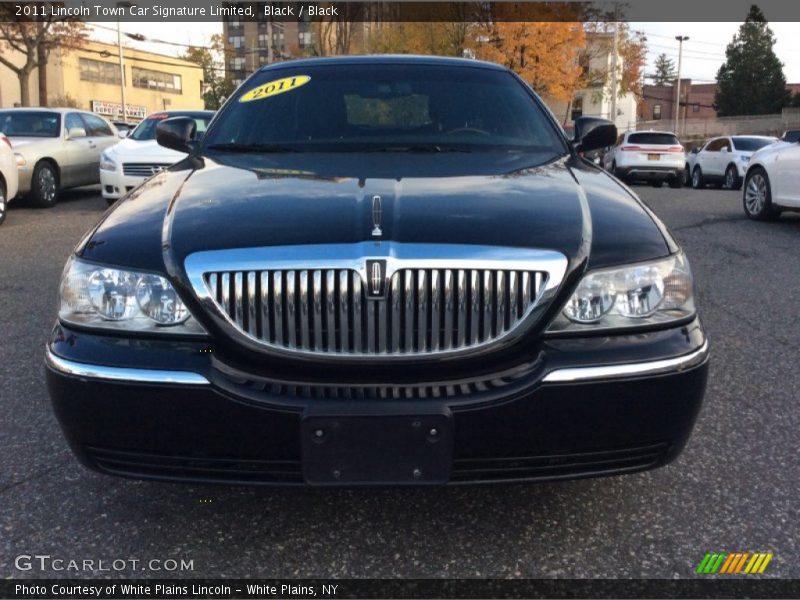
[[239, 75, 311, 102]]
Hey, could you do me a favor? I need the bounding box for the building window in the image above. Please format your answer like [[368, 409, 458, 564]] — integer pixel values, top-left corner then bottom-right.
[[653, 104, 662, 120], [79, 57, 122, 85], [298, 31, 313, 48], [229, 57, 245, 72], [228, 35, 245, 49], [571, 96, 583, 121], [132, 67, 182, 94], [692, 103, 700, 113]]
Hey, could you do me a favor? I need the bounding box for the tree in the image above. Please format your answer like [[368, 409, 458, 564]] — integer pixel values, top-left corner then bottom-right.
[[714, 5, 790, 116], [652, 53, 677, 86], [472, 20, 586, 102], [0, 6, 86, 106], [182, 34, 235, 110]]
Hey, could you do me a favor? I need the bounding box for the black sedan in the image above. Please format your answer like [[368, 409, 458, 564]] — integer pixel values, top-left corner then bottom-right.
[[46, 56, 708, 486]]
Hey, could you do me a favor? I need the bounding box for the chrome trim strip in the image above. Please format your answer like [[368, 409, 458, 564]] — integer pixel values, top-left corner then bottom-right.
[[45, 348, 210, 385], [542, 342, 709, 383]]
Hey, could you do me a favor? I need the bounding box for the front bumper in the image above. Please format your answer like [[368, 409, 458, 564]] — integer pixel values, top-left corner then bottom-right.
[[46, 321, 709, 485], [100, 169, 145, 200]]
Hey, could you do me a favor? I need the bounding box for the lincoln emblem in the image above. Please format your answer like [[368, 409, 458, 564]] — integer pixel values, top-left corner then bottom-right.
[[371, 195, 382, 237], [364, 259, 387, 298]]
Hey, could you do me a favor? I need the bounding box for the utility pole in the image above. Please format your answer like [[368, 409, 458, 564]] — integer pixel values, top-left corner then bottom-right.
[[116, 2, 131, 121], [609, 7, 619, 127], [674, 35, 689, 136]]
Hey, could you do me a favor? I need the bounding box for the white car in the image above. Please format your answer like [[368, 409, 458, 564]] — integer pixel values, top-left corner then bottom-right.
[[687, 135, 777, 191], [0, 132, 20, 225], [742, 137, 800, 220], [603, 130, 685, 188], [100, 110, 213, 205]]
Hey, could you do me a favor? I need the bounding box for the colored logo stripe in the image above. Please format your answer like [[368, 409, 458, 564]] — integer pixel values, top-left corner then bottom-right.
[[697, 552, 773, 574]]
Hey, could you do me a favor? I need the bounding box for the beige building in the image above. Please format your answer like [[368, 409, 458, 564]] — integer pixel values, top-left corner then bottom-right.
[[0, 39, 204, 120]]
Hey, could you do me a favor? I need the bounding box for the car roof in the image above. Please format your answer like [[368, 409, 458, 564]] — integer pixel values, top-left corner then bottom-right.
[[257, 54, 507, 73], [626, 130, 678, 136], [144, 110, 214, 118], [730, 135, 777, 140]]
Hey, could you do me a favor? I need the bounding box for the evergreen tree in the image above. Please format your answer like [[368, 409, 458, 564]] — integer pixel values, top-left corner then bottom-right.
[[652, 53, 676, 86], [714, 5, 790, 116]]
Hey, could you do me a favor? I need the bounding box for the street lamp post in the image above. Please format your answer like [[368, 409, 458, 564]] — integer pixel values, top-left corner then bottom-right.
[[674, 35, 689, 136]]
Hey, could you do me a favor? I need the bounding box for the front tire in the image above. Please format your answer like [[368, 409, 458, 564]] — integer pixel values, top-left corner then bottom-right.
[[743, 168, 780, 221], [691, 166, 704, 189], [28, 161, 59, 208], [0, 179, 7, 226], [725, 164, 742, 190]]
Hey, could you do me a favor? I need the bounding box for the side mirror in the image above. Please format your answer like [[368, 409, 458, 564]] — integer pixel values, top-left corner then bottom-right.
[[720, 147, 728, 154], [156, 116, 197, 154], [691, 147, 699, 154], [118, 129, 129, 139], [67, 127, 87, 139], [573, 117, 617, 154]]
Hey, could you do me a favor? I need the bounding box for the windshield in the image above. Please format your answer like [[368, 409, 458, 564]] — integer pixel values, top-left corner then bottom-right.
[[202, 64, 565, 154], [731, 137, 776, 151], [0, 111, 60, 137], [130, 113, 211, 141], [783, 130, 800, 143], [628, 133, 680, 145]]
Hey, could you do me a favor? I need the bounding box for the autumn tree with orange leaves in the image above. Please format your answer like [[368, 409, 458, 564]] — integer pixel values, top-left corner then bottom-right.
[[472, 21, 587, 102]]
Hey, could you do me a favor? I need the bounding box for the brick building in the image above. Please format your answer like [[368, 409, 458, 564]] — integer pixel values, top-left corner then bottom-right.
[[641, 80, 800, 123]]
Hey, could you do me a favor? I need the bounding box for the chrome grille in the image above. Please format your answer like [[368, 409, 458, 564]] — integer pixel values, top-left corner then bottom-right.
[[203, 268, 545, 356], [122, 163, 171, 177]]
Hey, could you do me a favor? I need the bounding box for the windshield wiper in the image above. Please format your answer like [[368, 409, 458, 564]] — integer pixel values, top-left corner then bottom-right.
[[368, 144, 472, 153], [206, 143, 302, 153]]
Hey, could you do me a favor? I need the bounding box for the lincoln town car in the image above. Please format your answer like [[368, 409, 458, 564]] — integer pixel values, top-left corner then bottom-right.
[[46, 56, 708, 485]]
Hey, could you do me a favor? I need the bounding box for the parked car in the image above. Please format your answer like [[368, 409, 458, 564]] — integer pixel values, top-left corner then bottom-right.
[[687, 135, 778, 191], [46, 56, 708, 487], [602, 130, 684, 188], [742, 133, 800, 220], [0, 132, 20, 226], [100, 110, 214, 205], [780, 129, 800, 143], [0, 108, 119, 207]]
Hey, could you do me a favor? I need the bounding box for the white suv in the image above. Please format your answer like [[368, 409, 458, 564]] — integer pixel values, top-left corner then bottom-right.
[[0, 132, 20, 226], [687, 135, 777, 190], [603, 130, 684, 188]]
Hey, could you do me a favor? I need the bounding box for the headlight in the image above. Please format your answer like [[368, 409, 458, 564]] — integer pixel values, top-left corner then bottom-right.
[[59, 257, 206, 335], [14, 153, 26, 168], [740, 155, 751, 163], [548, 253, 695, 333], [99, 151, 117, 171]]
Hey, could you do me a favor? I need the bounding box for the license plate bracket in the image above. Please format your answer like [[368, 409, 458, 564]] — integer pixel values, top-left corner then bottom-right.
[[302, 413, 453, 485], [648, 153, 660, 161]]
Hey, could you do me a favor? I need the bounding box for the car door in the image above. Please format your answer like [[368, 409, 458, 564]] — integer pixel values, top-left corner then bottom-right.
[[772, 142, 800, 206], [697, 138, 720, 175], [604, 134, 624, 170], [713, 138, 733, 177], [80, 113, 117, 184], [61, 112, 95, 187]]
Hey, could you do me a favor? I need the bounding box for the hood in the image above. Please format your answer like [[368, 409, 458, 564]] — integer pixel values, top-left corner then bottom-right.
[[108, 138, 187, 163], [81, 152, 671, 275]]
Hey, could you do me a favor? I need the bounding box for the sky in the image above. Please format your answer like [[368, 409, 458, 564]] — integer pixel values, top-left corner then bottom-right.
[[88, 20, 800, 85]]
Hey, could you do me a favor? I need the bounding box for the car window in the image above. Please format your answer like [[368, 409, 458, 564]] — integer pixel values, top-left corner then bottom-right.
[[82, 113, 114, 137], [130, 114, 212, 141], [65, 113, 85, 134], [704, 139, 723, 152], [721, 139, 732, 152], [731, 137, 777, 151], [627, 133, 680, 145], [783, 130, 800, 143], [203, 64, 566, 154], [0, 111, 60, 137]]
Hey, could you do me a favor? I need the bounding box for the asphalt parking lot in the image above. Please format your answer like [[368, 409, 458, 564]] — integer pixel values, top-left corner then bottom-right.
[[1, 184, 798, 579]]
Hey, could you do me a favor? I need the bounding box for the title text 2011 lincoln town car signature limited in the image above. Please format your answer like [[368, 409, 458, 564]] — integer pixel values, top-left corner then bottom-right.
[[45, 56, 709, 486]]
